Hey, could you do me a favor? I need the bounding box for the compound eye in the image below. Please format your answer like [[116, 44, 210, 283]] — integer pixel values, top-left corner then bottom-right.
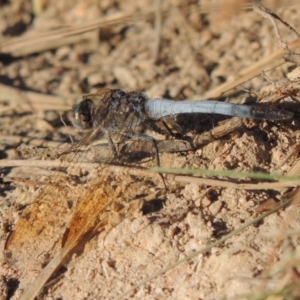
[[69, 99, 95, 130]]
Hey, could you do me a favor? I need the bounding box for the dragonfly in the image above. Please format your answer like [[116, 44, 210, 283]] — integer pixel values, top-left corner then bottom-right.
[[4, 88, 292, 300], [71, 89, 292, 130], [68, 88, 292, 157]]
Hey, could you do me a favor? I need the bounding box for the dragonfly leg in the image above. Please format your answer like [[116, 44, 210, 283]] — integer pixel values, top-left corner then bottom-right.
[[106, 133, 118, 157]]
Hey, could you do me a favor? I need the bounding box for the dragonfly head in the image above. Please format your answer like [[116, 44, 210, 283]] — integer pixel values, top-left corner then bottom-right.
[[69, 98, 95, 130]]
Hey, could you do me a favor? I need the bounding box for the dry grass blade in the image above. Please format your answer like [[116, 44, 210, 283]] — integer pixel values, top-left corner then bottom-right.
[[153, 0, 162, 61], [198, 0, 299, 17], [0, 10, 136, 56], [204, 39, 300, 99], [0, 158, 154, 179], [253, 0, 300, 45], [278, 160, 300, 195], [0, 83, 75, 111], [257, 78, 300, 103], [175, 176, 300, 190], [193, 117, 244, 147]]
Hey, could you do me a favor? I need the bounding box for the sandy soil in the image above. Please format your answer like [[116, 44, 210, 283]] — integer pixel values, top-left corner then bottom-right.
[[1, 0, 300, 299]]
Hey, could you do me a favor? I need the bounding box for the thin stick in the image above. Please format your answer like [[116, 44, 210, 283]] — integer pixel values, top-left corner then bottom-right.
[[0, 159, 154, 179], [175, 175, 300, 190], [253, 0, 288, 50], [153, 0, 162, 61], [0, 83, 75, 111], [253, 0, 300, 42], [203, 39, 300, 99]]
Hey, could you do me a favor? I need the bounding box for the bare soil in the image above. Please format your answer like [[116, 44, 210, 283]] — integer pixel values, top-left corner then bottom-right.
[[1, 1, 300, 299]]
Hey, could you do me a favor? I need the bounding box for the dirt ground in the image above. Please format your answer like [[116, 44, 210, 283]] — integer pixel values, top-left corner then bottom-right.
[[1, 0, 300, 299]]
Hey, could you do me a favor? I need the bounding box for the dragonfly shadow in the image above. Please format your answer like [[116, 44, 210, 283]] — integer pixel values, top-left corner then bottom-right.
[[141, 199, 165, 215], [176, 113, 237, 135]]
